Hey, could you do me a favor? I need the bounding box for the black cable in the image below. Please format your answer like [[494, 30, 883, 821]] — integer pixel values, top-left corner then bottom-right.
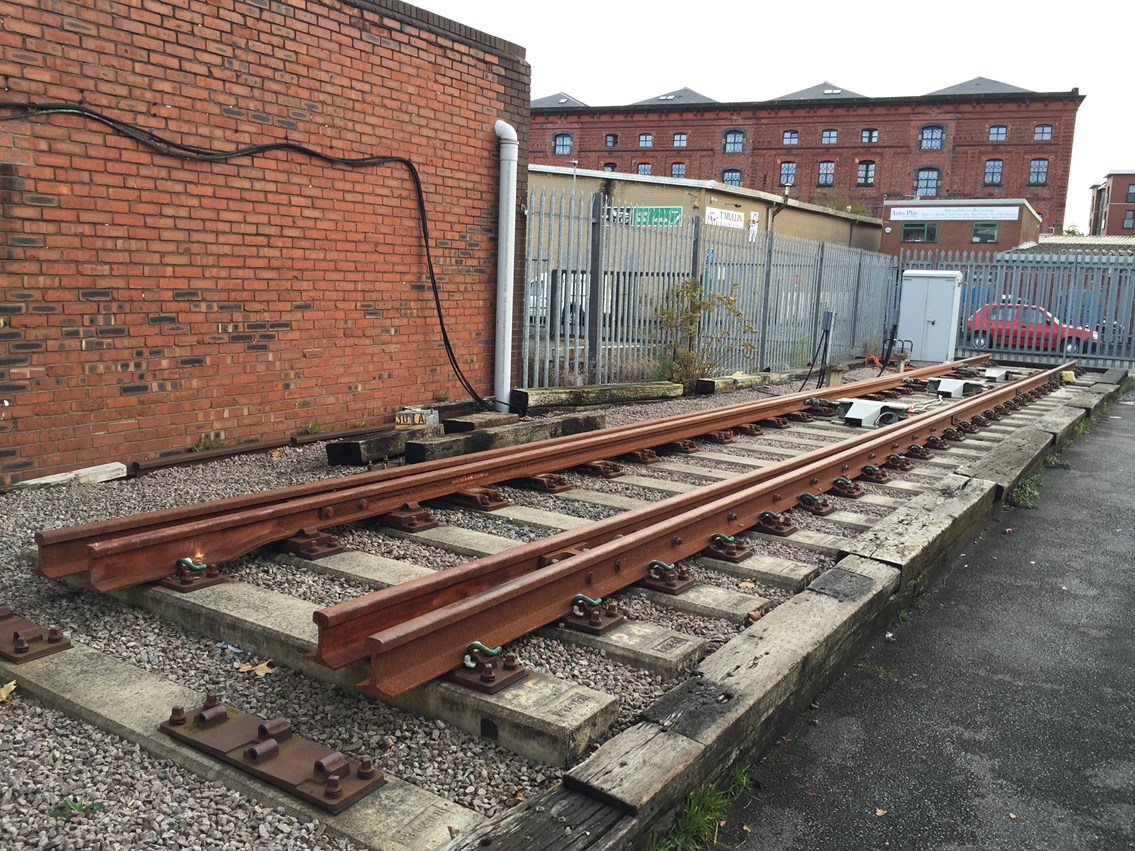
[[0, 102, 497, 411], [798, 329, 828, 392]]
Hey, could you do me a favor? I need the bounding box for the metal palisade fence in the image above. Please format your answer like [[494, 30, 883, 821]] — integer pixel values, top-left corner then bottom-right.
[[522, 190, 898, 388], [902, 248, 1135, 367]]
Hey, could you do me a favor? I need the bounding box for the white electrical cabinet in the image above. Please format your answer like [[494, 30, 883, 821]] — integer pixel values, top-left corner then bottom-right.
[[897, 270, 964, 362]]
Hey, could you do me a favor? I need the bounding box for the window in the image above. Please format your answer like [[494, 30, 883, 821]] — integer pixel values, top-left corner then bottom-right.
[[673, 132, 687, 147], [603, 162, 616, 172], [972, 222, 999, 243], [821, 129, 838, 145], [919, 125, 944, 150], [1125, 184, 1135, 203], [861, 128, 878, 143], [901, 222, 938, 243], [638, 133, 653, 148], [637, 162, 651, 175], [722, 168, 742, 186], [1034, 124, 1053, 141], [988, 125, 1007, 141], [1124, 210, 1135, 229], [671, 162, 686, 179], [783, 130, 798, 145], [723, 130, 744, 153], [605, 134, 618, 148], [553, 133, 572, 155], [857, 160, 875, 186], [1029, 158, 1049, 185], [817, 161, 835, 186], [915, 167, 940, 197], [779, 161, 797, 186], [984, 159, 1004, 186]]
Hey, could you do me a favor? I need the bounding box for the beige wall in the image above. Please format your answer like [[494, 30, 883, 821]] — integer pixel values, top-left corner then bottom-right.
[[529, 170, 882, 249]]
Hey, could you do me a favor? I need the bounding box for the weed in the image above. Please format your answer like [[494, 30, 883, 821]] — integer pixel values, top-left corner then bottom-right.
[[1005, 474, 1041, 509], [306, 419, 330, 435], [1043, 452, 1070, 470], [894, 608, 911, 625], [649, 763, 755, 851], [854, 660, 899, 681], [353, 419, 367, 429], [656, 277, 756, 391], [434, 388, 451, 403], [727, 763, 754, 798], [49, 796, 104, 820], [650, 785, 729, 851], [189, 434, 228, 453]]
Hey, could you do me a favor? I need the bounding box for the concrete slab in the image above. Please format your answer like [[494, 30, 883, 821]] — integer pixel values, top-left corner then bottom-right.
[[13, 461, 127, 488], [648, 460, 735, 481], [540, 620, 706, 676], [560, 488, 652, 511], [954, 426, 1054, 499], [693, 450, 775, 469], [699, 553, 821, 592], [382, 525, 516, 558], [616, 475, 696, 495], [443, 412, 519, 433], [486, 504, 593, 532], [824, 510, 876, 532], [274, 549, 434, 589], [0, 643, 483, 851], [625, 583, 769, 624], [110, 580, 616, 766], [751, 528, 845, 555]]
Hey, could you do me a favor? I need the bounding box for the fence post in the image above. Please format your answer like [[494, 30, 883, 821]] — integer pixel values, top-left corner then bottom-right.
[[690, 214, 702, 280], [849, 249, 865, 352], [809, 241, 826, 342], [587, 192, 603, 382], [757, 228, 775, 370]]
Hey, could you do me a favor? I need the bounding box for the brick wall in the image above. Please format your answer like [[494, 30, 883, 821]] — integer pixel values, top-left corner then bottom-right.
[[533, 92, 1081, 226], [0, 0, 530, 485]]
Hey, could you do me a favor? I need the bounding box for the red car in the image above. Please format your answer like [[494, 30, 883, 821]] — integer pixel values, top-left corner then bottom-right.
[[966, 302, 1098, 354]]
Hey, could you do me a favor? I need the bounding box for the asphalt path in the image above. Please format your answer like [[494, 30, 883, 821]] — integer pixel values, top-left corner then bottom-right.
[[718, 390, 1135, 851]]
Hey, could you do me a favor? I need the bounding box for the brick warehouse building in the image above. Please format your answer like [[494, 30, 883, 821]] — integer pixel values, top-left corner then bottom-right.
[[0, 0, 530, 486], [531, 78, 1082, 231], [1089, 171, 1135, 235]]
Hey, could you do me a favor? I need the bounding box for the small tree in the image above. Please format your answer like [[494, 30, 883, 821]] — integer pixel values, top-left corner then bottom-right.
[[657, 277, 755, 390]]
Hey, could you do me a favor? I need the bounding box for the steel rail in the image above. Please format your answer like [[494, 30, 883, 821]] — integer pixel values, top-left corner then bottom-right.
[[38, 359, 989, 589], [319, 365, 1067, 695]]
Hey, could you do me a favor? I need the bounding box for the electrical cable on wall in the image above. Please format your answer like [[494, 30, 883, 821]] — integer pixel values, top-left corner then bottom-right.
[[0, 102, 496, 412]]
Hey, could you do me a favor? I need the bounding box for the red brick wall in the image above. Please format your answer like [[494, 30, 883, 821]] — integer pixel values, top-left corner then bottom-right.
[[0, 0, 530, 485], [534, 92, 1081, 228]]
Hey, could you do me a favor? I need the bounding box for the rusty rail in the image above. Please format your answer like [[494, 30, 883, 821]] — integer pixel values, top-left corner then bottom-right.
[[36, 358, 990, 591], [313, 364, 1067, 696]]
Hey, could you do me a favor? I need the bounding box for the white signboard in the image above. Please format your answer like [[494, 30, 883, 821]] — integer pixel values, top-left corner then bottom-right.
[[889, 206, 1020, 222], [705, 207, 745, 229]]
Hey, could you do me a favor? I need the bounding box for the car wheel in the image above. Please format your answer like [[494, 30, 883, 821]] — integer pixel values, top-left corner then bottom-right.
[[1061, 338, 1083, 355], [969, 333, 989, 350]]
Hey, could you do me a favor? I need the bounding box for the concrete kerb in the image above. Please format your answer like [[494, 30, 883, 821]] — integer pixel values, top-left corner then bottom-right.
[[449, 377, 1119, 850]]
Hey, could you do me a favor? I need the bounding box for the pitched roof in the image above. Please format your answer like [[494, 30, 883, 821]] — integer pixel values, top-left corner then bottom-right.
[[1007, 235, 1135, 256], [771, 81, 866, 101], [926, 77, 1033, 96], [631, 87, 718, 106], [532, 92, 588, 108]]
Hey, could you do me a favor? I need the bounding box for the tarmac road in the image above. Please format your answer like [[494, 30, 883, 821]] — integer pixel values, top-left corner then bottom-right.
[[718, 389, 1135, 851]]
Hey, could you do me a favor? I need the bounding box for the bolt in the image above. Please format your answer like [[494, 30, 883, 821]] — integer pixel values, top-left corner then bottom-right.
[[589, 607, 602, 626], [479, 661, 496, 683], [47, 626, 63, 643], [206, 564, 220, 578], [728, 512, 737, 522], [605, 601, 619, 618], [13, 633, 29, 654], [503, 652, 519, 671], [671, 535, 682, 546], [204, 692, 221, 709], [324, 775, 344, 799], [357, 757, 376, 780], [168, 705, 187, 726]]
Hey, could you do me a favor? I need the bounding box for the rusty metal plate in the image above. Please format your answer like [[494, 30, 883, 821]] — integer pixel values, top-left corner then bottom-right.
[[0, 606, 71, 663], [269, 529, 346, 560], [160, 700, 385, 814]]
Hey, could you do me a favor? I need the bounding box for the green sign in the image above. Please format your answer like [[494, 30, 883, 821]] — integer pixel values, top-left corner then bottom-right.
[[608, 206, 684, 227]]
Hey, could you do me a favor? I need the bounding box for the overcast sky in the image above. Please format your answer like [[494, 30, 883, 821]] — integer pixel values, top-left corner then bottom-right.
[[412, 0, 1125, 230]]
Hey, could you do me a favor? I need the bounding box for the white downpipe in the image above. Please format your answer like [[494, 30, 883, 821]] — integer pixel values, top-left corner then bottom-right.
[[493, 119, 519, 413]]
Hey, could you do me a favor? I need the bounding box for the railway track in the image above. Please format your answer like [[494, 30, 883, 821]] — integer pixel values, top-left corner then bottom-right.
[[1, 359, 1096, 851]]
